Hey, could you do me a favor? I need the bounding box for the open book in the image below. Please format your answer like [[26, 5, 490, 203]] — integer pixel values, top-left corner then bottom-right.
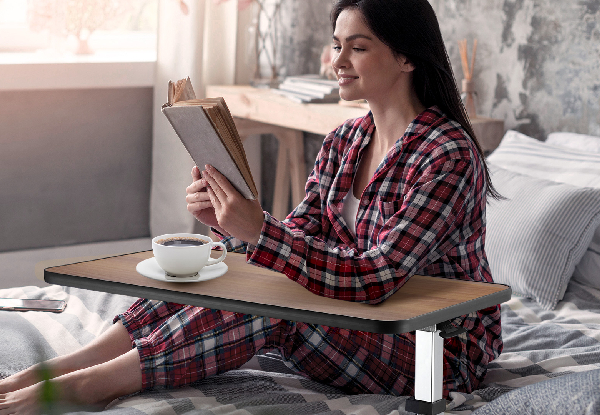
[[161, 77, 258, 200]]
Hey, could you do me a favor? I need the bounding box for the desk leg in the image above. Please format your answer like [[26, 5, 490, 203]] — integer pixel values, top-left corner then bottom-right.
[[272, 139, 291, 220], [272, 129, 305, 220], [286, 129, 306, 209], [406, 326, 446, 415]]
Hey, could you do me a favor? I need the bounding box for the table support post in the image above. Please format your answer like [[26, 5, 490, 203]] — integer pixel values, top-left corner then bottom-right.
[[406, 326, 446, 415]]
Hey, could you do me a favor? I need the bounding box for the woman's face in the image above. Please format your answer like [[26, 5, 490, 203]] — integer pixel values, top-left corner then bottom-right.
[[332, 8, 413, 103]]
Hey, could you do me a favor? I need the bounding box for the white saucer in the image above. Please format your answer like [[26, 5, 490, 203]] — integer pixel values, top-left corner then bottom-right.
[[136, 257, 228, 283]]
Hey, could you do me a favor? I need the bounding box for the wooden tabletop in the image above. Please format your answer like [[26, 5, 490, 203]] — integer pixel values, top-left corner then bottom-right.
[[45, 251, 511, 334]]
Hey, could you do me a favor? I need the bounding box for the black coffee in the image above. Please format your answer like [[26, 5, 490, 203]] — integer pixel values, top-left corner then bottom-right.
[[157, 237, 205, 247]]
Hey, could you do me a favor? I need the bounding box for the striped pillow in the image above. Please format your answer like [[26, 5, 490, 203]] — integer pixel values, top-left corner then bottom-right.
[[541, 132, 600, 290], [488, 130, 600, 291], [486, 164, 600, 310]]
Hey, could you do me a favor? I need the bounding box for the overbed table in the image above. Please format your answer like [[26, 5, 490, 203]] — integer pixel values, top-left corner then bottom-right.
[[44, 251, 511, 415]]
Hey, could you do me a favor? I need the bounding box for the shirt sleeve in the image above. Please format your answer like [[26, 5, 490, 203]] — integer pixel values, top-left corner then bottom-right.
[[210, 229, 248, 253], [247, 149, 474, 305]]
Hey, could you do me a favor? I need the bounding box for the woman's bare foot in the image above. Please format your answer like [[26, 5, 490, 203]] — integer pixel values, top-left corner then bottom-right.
[[0, 364, 52, 395], [0, 321, 132, 395], [0, 384, 42, 415], [0, 349, 142, 415]]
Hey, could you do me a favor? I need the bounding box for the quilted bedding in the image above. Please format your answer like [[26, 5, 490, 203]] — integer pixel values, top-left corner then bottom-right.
[[1, 278, 599, 414]]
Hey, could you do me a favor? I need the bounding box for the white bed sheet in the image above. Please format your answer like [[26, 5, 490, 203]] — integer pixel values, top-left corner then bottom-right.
[[1, 279, 599, 414]]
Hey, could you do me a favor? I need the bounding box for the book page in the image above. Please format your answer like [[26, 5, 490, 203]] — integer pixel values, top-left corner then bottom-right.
[[167, 77, 196, 106], [177, 77, 196, 102], [202, 102, 258, 197]]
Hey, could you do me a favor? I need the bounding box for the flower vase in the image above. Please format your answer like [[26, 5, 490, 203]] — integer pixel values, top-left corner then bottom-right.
[[75, 37, 93, 55], [461, 79, 478, 118]]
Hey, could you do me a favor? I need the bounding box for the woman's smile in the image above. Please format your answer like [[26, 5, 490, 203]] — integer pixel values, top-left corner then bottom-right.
[[337, 74, 359, 86]]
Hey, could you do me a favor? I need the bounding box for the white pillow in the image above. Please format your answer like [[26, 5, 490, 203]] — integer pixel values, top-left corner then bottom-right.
[[542, 131, 600, 289], [486, 164, 600, 310], [546, 131, 600, 153], [488, 130, 600, 291], [488, 130, 600, 188]]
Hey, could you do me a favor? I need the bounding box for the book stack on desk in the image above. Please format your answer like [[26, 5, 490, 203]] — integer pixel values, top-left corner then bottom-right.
[[273, 75, 340, 103]]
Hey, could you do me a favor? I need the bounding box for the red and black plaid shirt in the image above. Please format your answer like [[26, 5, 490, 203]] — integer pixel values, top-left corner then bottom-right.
[[224, 106, 502, 392]]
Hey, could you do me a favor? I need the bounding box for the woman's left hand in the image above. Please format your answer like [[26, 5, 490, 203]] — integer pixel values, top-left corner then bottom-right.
[[202, 164, 264, 246]]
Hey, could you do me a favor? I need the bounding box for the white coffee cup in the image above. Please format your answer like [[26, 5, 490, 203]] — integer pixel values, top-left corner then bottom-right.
[[152, 233, 227, 277]]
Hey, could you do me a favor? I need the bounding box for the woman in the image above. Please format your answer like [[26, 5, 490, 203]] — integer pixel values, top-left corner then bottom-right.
[[0, 0, 501, 411]]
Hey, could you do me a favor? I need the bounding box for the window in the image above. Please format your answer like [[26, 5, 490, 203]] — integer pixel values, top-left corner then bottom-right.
[[0, 0, 158, 56], [0, 0, 158, 90]]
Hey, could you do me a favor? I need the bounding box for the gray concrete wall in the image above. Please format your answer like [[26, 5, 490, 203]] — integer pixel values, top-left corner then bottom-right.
[[0, 87, 153, 252], [274, 0, 599, 141], [431, 0, 600, 139], [277, 0, 334, 77]]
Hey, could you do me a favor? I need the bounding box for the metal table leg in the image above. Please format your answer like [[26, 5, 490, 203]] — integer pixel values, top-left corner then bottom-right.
[[405, 325, 446, 415]]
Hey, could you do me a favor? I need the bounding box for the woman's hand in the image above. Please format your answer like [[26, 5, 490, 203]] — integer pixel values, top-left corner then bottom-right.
[[186, 166, 226, 233], [202, 164, 264, 245]]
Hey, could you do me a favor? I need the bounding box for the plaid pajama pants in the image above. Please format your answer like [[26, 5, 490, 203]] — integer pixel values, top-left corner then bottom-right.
[[115, 299, 469, 396]]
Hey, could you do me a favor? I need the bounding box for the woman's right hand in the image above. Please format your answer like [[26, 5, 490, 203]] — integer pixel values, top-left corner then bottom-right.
[[186, 166, 225, 233]]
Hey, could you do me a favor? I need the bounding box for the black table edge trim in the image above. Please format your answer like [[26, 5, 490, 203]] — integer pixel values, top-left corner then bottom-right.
[[44, 268, 511, 334]]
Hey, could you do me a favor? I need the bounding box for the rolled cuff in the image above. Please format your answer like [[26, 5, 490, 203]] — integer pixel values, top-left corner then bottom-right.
[[247, 212, 294, 272]]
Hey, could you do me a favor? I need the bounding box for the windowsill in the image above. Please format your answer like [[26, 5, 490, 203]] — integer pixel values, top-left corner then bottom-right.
[[0, 50, 156, 91]]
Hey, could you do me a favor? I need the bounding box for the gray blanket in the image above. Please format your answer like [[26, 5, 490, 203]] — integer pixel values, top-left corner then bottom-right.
[[1, 279, 599, 415]]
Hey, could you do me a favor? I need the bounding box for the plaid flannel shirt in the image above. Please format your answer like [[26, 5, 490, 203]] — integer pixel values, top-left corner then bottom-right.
[[220, 106, 502, 391]]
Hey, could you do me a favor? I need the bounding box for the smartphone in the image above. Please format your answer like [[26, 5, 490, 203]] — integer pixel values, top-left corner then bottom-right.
[[0, 298, 67, 313]]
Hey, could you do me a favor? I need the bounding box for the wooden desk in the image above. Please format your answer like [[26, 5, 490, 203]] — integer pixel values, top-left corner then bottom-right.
[[44, 251, 510, 414], [206, 85, 367, 220]]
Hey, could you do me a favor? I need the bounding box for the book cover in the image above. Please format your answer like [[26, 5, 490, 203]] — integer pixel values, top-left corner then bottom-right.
[[162, 78, 258, 200]]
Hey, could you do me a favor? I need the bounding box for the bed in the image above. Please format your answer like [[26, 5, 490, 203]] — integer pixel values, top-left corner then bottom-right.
[[1, 130, 600, 415]]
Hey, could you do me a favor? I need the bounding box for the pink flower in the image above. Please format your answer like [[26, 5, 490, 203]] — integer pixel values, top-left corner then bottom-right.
[[320, 44, 336, 79]]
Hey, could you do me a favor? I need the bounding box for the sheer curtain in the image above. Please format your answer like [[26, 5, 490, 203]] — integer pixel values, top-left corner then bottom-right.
[[149, 0, 254, 236]]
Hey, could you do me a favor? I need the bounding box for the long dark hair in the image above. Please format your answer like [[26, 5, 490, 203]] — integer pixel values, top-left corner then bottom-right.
[[331, 0, 501, 199]]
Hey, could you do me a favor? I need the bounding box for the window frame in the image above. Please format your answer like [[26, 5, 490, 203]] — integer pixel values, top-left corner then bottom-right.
[[0, 51, 156, 91]]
